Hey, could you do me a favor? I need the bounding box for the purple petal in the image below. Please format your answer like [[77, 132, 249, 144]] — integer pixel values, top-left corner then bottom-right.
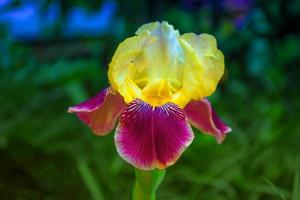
[[184, 98, 231, 143], [115, 99, 194, 170], [68, 87, 126, 135]]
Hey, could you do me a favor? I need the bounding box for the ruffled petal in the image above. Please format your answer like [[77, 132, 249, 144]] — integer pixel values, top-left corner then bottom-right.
[[172, 39, 203, 107], [108, 34, 156, 103], [180, 33, 225, 100], [68, 88, 126, 136], [135, 21, 184, 88], [115, 99, 194, 170], [184, 98, 231, 143]]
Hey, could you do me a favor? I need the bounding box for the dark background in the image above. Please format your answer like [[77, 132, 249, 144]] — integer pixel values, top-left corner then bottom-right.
[[0, 0, 300, 199]]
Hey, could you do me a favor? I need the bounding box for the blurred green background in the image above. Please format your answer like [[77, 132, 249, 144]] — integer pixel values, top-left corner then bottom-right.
[[0, 0, 300, 199]]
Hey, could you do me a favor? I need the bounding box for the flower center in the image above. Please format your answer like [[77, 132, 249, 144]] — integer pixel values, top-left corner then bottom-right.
[[141, 79, 173, 106]]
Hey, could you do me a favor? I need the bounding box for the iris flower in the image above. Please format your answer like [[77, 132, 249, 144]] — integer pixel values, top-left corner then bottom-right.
[[68, 21, 231, 170]]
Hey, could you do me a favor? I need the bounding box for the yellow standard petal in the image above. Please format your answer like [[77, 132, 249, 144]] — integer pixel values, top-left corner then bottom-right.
[[180, 33, 225, 100], [108, 34, 157, 102]]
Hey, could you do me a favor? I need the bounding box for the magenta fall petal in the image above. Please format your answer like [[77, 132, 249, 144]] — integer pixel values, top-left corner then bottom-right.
[[68, 87, 126, 136], [115, 99, 194, 170], [184, 98, 231, 144]]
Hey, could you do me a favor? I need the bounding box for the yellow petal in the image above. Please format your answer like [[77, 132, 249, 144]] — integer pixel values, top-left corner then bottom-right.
[[136, 21, 184, 90], [180, 33, 225, 100], [118, 76, 142, 103], [171, 39, 203, 107], [108, 34, 156, 102]]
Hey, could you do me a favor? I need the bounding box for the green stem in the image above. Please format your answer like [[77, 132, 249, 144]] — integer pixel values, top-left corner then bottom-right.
[[132, 168, 166, 200]]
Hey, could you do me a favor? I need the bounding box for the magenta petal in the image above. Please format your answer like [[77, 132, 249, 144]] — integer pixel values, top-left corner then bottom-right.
[[68, 87, 126, 135], [115, 99, 194, 170], [184, 98, 231, 143]]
